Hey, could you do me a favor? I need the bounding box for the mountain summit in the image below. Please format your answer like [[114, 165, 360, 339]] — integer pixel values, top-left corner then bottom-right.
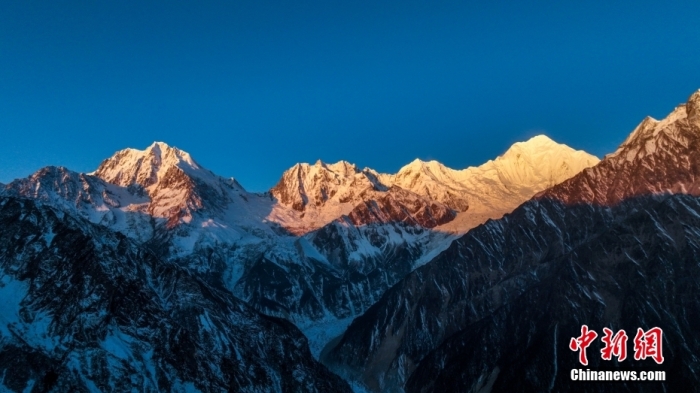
[[94, 142, 206, 188], [94, 142, 239, 226], [327, 90, 700, 393], [386, 135, 599, 232], [270, 136, 598, 234], [540, 90, 700, 205], [270, 160, 381, 212]]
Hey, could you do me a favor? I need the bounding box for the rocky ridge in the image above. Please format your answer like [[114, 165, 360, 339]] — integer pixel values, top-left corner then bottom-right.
[[0, 133, 598, 392], [0, 196, 350, 392], [1, 136, 595, 332], [325, 90, 700, 392]]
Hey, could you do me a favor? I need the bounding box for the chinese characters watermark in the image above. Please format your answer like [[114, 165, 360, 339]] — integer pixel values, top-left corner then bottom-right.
[[570, 326, 664, 365]]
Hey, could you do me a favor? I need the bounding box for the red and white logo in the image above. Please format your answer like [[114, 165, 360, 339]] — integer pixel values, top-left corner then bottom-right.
[[569, 326, 664, 365]]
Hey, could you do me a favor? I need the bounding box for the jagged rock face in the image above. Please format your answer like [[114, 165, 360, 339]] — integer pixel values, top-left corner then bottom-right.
[[0, 197, 350, 393], [268, 159, 456, 234], [328, 194, 700, 393], [384, 135, 599, 219], [94, 142, 236, 227], [384, 160, 472, 212], [325, 91, 700, 392], [232, 221, 452, 322], [1, 166, 156, 242], [270, 160, 382, 212], [3, 166, 123, 210], [539, 90, 700, 205], [95, 142, 201, 189], [685, 89, 700, 123], [346, 186, 455, 228], [404, 195, 700, 393], [325, 199, 612, 391]]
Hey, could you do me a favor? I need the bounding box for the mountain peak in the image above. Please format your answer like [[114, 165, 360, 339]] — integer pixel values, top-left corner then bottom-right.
[[540, 89, 700, 206], [385, 135, 598, 215], [94, 142, 206, 189], [270, 159, 375, 212], [496, 135, 598, 170], [612, 90, 700, 162], [686, 89, 700, 123], [148, 140, 170, 150], [398, 158, 444, 174], [92, 142, 233, 226], [326, 160, 359, 175], [520, 134, 558, 147], [146, 141, 200, 171], [523, 134, 555, 143], [503, 134, 569, 156]]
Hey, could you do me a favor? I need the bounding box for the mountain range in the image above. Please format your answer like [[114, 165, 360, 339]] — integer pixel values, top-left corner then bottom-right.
[[326, 90, 700, 392], [2, 90, 699, 392]]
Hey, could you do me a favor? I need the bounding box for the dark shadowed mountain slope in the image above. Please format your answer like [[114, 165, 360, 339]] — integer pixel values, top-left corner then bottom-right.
[[0, 136, 595, 359], [405, 194, 700, 393], [325, 198, 617, 391], [0, 149, 456, 331], [0, 196, 350, 392], [326, 90, 700, 392]]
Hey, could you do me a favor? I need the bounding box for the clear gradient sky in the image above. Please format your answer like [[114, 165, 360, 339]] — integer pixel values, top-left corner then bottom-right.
[[2, 1, 700, 191]]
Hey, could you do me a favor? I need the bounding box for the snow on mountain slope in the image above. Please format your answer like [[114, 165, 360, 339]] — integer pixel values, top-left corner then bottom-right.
[[344, 186, 455, 228], [271, 160, 381, 211], [539, 89, 700, 205], [378, 159, 472, 212], [0, 196, 351, 392], [0, 164, 277, 261], [326, 90, 700, 393], [93, 141, 247, 228], [271, 135, 597, 235], [1, 166, 156, 242], [268, 160, 388, 233], [2, 136, 597, 366], [384, 135, 599, 233]]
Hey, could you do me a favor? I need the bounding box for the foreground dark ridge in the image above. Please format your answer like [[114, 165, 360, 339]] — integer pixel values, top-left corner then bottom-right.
[[0, 135, 596, 341], [326, 90, 700, 392], [0, 196, 350, 392], [405, 194, 700, 392]]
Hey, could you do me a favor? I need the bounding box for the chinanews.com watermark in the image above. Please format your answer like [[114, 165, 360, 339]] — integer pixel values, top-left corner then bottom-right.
[[568, 325, 666, 382], [570, 369, 666, 382]]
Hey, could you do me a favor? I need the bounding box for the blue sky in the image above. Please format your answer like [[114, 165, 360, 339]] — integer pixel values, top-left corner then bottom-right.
[[2, 1, 700, 191]]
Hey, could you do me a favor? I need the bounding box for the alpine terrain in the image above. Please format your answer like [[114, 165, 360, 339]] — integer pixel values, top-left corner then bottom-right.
[[326, 90, 700, 392], [0, 116, 600, 390]]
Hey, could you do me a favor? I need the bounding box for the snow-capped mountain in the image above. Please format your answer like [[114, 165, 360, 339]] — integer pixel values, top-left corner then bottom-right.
[[271, 135, 598, 235], [0, 196, 350, 392], [325, 90, 700, 392], [270, 160, 381, 217], [384, 135, 598, 216], [1, 166, 157, 242], [1, 135, 596, 367], [539, 91, 700, 205], [93, 141, 242, 227], [4, 136, 595, 241], [0, 152, 451, 361], [268, 159, 458, 234]]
